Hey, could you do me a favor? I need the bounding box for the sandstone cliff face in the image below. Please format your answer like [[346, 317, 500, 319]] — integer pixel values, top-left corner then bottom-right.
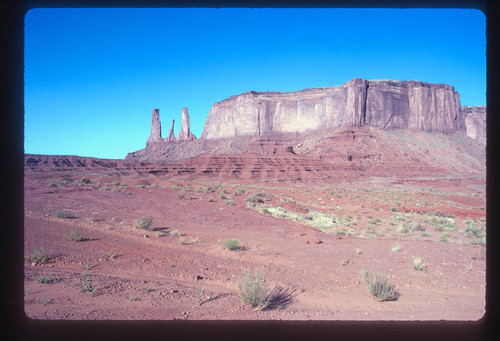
[[201, 78, 466, 139], [461, 105, 486, 145]]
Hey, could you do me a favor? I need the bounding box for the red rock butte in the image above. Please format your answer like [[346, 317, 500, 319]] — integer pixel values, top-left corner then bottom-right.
[[127, 78, 485, 164]]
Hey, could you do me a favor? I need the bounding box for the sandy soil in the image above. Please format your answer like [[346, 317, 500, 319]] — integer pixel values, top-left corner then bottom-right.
[[23, 163, 486, 322]]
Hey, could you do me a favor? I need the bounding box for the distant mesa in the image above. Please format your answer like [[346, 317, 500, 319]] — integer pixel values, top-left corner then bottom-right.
[[128, 78, 486, 162]]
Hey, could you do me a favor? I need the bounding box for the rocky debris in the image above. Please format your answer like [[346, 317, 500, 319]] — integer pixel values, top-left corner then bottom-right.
[[177, 107, 197, 141], [461, 105, 486, 145], [146, 109, 162, 146], [201, 78, 469, 139]]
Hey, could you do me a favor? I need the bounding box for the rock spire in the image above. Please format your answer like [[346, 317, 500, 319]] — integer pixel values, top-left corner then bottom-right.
[[146, 109, 161, 146], [177, 107, 196, 141]]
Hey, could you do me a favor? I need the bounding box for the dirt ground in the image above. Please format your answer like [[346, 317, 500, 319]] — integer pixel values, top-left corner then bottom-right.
[[23, 161, 486, 322]]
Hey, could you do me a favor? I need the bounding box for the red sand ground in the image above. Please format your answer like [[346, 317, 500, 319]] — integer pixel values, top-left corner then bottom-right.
[[24, 159, 486, 321]]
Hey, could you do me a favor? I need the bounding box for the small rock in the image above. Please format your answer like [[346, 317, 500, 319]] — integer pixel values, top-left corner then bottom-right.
[[315, 239, 323, 244], [300, 232, 306, 236], [144, 235, 148, 238], [194, 275, 203, 281], [305, 240, 310, 244]]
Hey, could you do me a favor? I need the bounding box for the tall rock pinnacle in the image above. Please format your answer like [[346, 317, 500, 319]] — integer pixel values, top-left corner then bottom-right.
[[166, 119, 176, 142], [177, 107, 197, 141], [146, 109, 162, 146]]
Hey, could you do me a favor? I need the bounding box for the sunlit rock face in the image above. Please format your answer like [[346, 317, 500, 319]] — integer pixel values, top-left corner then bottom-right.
[[201, 78, 467, 139], [177, 107, 196, 141], [461, 105, 486, 145], [146, 109, 162, 146]]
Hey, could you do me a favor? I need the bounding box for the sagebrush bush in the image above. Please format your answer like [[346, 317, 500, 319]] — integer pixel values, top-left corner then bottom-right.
[[361, 269, 397, 301], [27, 247, 51, 265], [134, 217, 152, 230], [67, 228, 85, 242], [51, 210, 75, 219], [237, 270, 270, 310], [223, 239, 240, 251], [413, 257, 427, 271]]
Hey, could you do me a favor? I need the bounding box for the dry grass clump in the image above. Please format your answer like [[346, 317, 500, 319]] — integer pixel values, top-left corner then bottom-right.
[[223, 239, 240, 251], [27, 247, 51, 265], [67, 228, 85, 242], [51, 210, 76, 219], [237, 270, 270, 310], [361, 269, 397, 301], [413, 257, 427, 271], [134, 217, 152, 230]]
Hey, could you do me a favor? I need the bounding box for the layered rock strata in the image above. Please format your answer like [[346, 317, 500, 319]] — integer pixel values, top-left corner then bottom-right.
[[201, 78, 467, 139]]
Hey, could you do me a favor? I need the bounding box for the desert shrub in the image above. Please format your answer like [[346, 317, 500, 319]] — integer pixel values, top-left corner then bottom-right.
[[195, 187, 204, 193], [103, 251, 118, 260], [237, 270, 270, 310], [245, 192, 269, 204], [391, 207, 398, 212], [205, 186, 217, 193], [79, 177, 92, 185], [413, 257, 427, 271], [391, 244, 401, 253], [51, 210, 75, 219], [223, 239, 240, 251], [414, 223, 426, 231], [397, 224, 410, 235], [434, 210, 446, 217], [260, 207, 270, 215], [35, 274, 54, 284], [78, 274, 98, 296], [208, 197, 215, 202], [225, 200, 235, 206], [134, 217, 152, 231], [307, 211, 337, 231], [361, 269, 397, 301], [27, 247, 51, 265], [470, 237, 486, 246], [170, 229, 181, 236], [465, 224, 484, 238], [67, 228, 85, 242], [234, 188, 246, 196]]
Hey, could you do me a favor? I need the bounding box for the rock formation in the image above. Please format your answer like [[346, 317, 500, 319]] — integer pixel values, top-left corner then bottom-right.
[[177, 107, 196, 141], [145, 107, 197, 146], [461, 105, 486, 145], [146, 109, 162, 146], [131, 78, 485, 163], [201, 78, 467, 139], [166, 119, 176, 142]]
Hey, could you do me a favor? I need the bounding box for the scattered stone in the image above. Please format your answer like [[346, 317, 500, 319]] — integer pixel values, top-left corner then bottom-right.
[[315, 239, 323, 244]]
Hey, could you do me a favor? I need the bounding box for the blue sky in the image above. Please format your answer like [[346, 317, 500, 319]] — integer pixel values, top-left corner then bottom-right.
[[24, 8, 486, 159]]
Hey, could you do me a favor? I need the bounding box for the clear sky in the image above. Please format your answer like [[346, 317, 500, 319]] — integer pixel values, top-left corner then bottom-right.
[[24, 7, 486, 159]]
